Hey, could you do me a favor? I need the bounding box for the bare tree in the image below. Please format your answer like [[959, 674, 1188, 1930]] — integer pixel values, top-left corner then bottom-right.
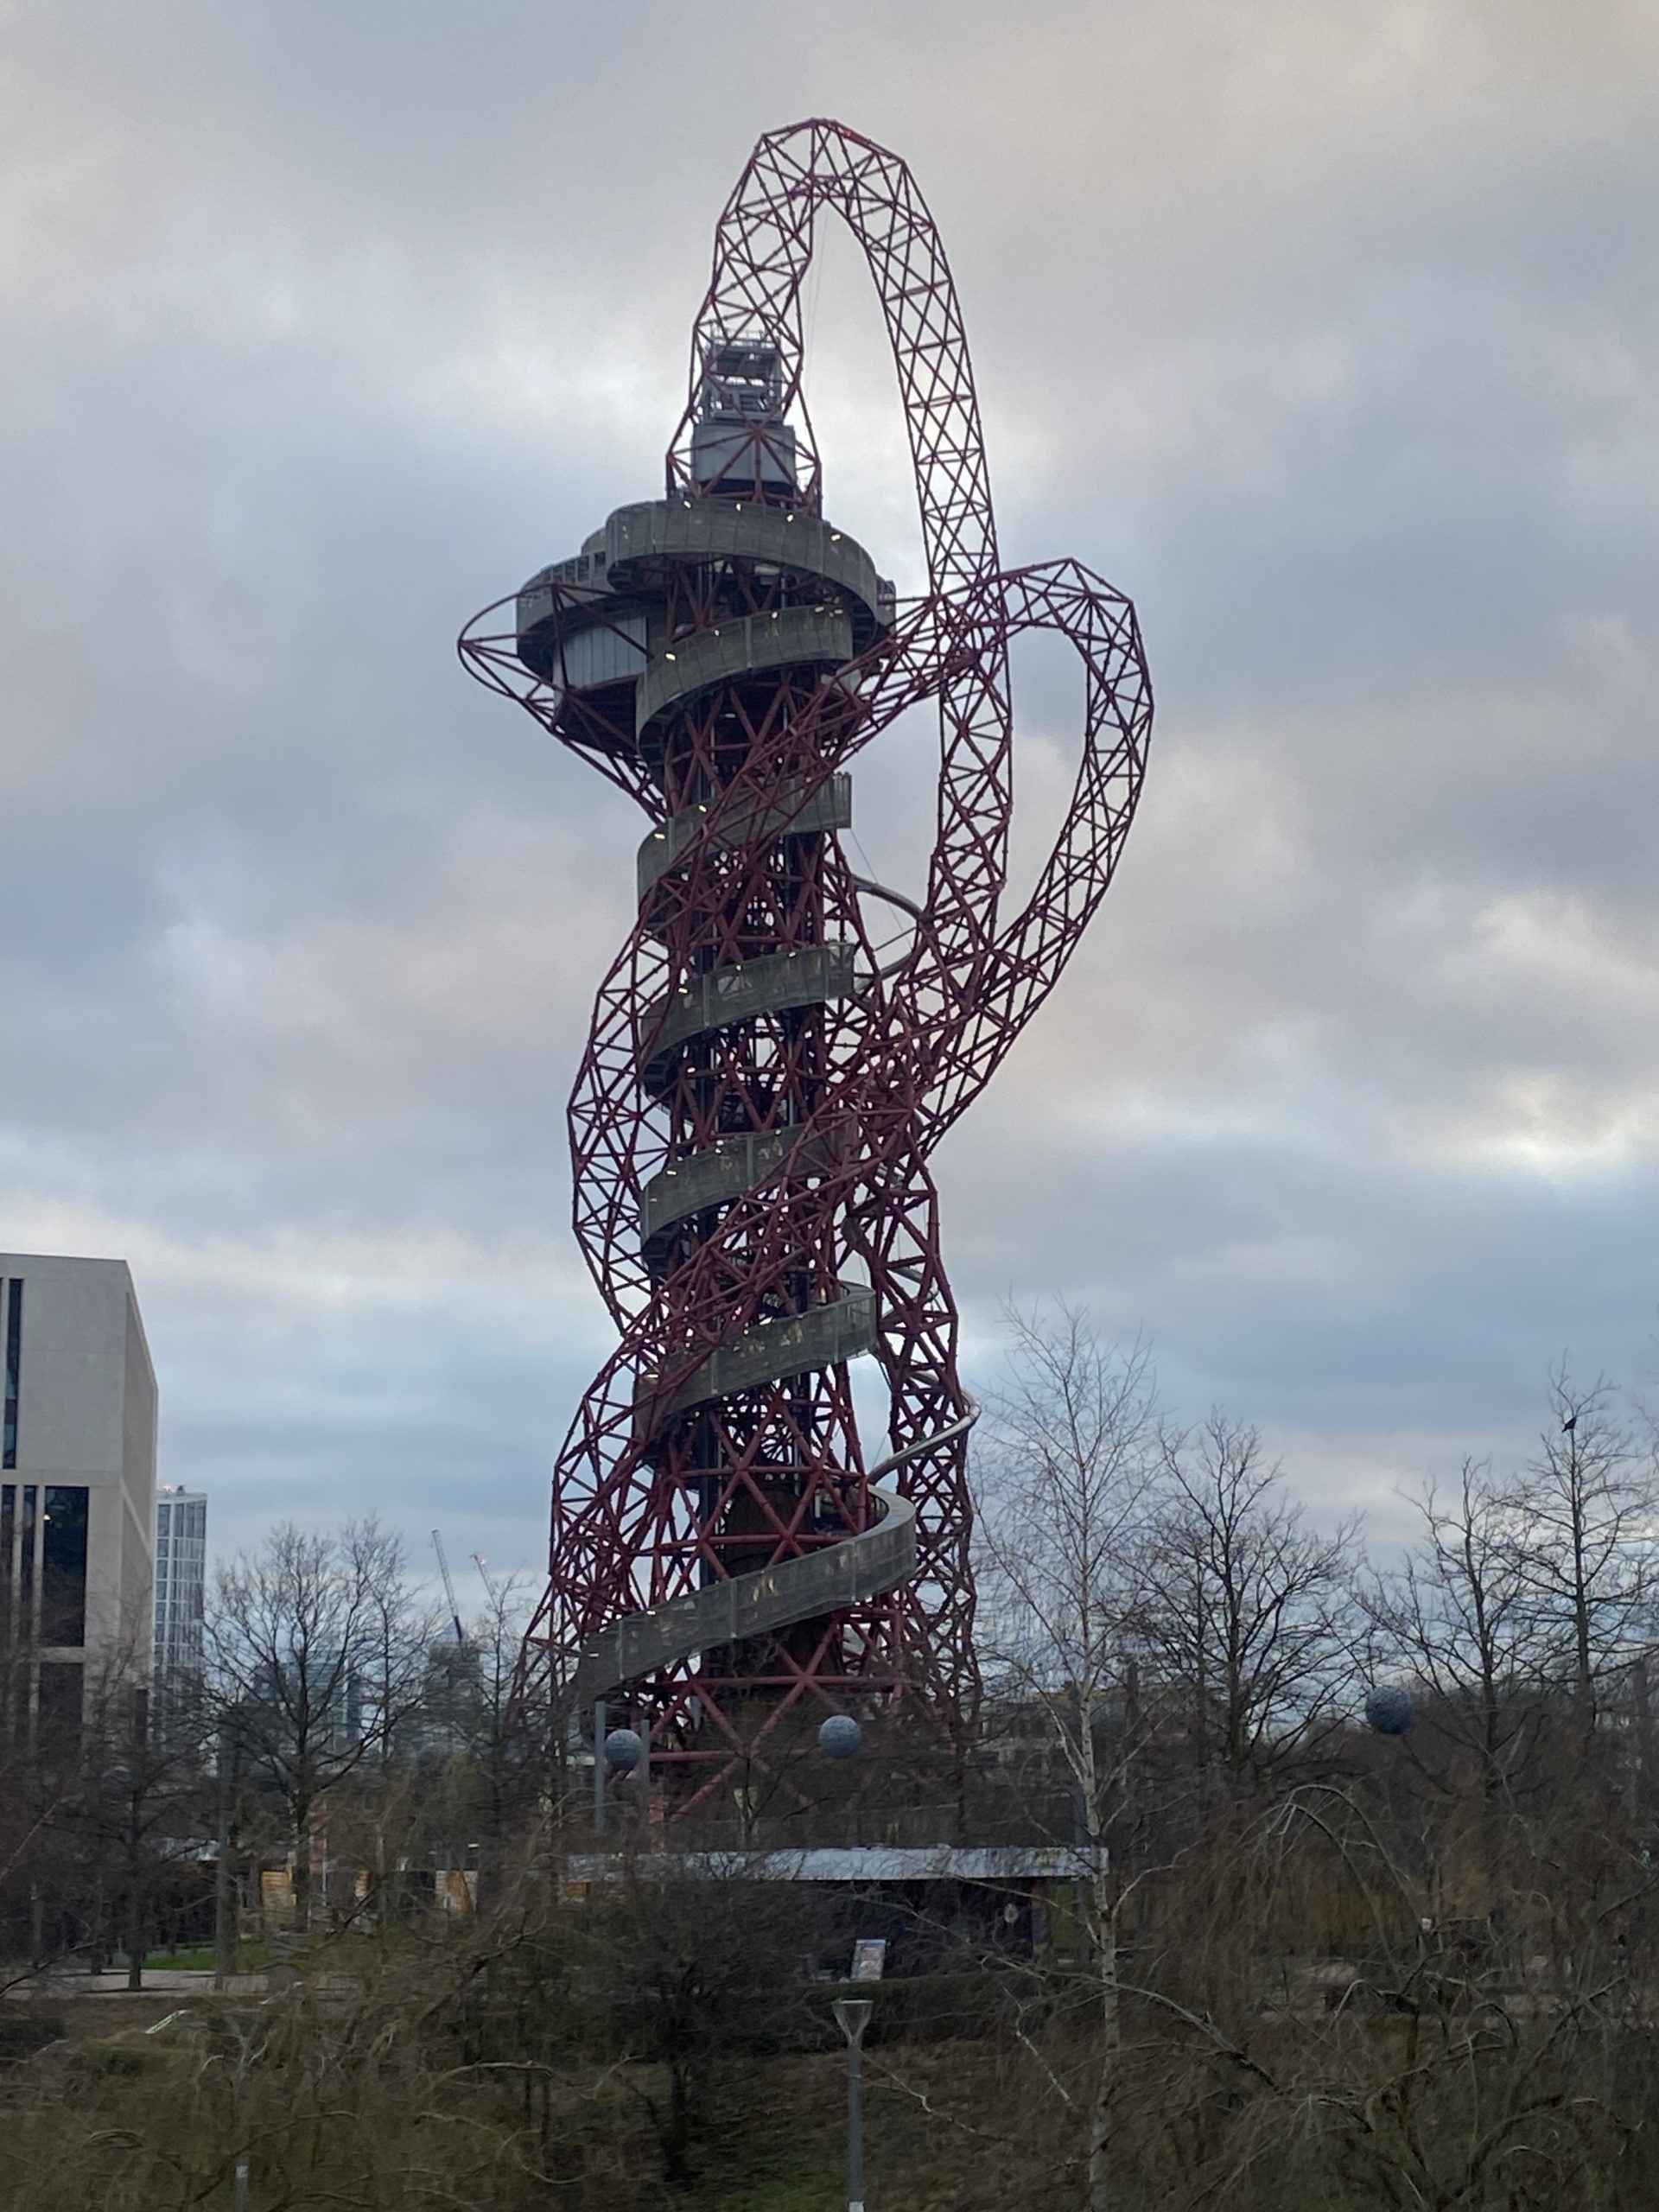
[[975, 1301, 1161, 2212], [403, 1569, 537, 1910], [1511, 1365, 1657, 1737], [461, 1572, 539, 1902], [1367, 1458, 1550, 1808], [63, 1651, 213, 1987], [1134, 1413, 1359, 1791], [0, 1612, 207, 1992], [582, 1867, 829, 2189], [206, 1519, 433, 1930]]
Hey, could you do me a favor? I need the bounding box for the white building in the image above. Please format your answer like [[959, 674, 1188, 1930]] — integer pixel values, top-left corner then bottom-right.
[[154, 1486, 207, 1685], [0, 1254, 157, 1731]]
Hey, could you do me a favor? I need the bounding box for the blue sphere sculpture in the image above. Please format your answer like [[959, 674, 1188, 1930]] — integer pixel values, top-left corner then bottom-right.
[[1364, 1685, 1413, 1737], [818, 1713, 862, 1760], [603, 1726, 645, 1770]]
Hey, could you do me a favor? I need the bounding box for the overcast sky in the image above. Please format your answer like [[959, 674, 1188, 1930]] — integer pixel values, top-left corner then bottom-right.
[[3, 0, 1656, 1606]]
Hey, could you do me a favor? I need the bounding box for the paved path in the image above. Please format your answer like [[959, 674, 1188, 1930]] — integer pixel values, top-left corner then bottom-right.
[[4, 1968, 268, 1998]]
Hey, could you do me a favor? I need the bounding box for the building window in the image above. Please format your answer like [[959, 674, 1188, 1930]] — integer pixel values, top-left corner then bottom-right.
[[18, 1486, 35, 1630], [0, 1484, 11, 1646], [2, 1279, 19, 1470], [41, 1486, 88, 1648], [37, 1660, 83, 1745]]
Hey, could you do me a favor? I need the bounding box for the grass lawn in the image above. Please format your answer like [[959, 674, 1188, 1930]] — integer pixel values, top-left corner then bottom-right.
[[118, 1942, 272, 1974]]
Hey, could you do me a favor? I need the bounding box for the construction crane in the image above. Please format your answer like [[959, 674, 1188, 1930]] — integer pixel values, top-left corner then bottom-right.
[[430, 1529, 466, 1646], [472, 1553, 502, 1612]]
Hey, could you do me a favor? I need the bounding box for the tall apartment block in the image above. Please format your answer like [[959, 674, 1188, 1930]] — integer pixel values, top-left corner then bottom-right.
[[154, 1486, 207, 1684], [0, 1254, 157, 1731]]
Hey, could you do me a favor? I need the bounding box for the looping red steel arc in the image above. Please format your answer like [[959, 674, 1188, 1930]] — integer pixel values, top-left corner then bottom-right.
[[459, 119, 1153, 1811]]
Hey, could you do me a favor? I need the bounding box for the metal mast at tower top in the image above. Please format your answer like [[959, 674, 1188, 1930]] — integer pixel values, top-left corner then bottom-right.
[[460, 119, 1153, 1815]]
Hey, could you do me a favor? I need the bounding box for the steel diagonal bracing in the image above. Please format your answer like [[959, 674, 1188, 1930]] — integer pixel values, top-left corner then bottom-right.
[[458, 119, 1152, 1812]]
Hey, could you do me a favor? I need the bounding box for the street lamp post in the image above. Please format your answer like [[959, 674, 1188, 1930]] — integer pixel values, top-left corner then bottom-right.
[[832, 1996, 874, 2212]]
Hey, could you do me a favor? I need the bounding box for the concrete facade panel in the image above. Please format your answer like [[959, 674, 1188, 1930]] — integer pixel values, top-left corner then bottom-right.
[[0, 1252, 156, 1687]]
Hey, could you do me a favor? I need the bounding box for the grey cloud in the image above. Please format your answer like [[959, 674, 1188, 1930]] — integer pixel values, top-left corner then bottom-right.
[[0, 0, 1655, 1581]]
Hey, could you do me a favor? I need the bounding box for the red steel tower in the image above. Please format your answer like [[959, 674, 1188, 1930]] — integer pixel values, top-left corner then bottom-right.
[[461, 120, 1152, 1812]]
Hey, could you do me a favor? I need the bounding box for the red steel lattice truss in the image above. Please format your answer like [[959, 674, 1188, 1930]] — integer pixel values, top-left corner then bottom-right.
[[460, 119, 1153, 1811]]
